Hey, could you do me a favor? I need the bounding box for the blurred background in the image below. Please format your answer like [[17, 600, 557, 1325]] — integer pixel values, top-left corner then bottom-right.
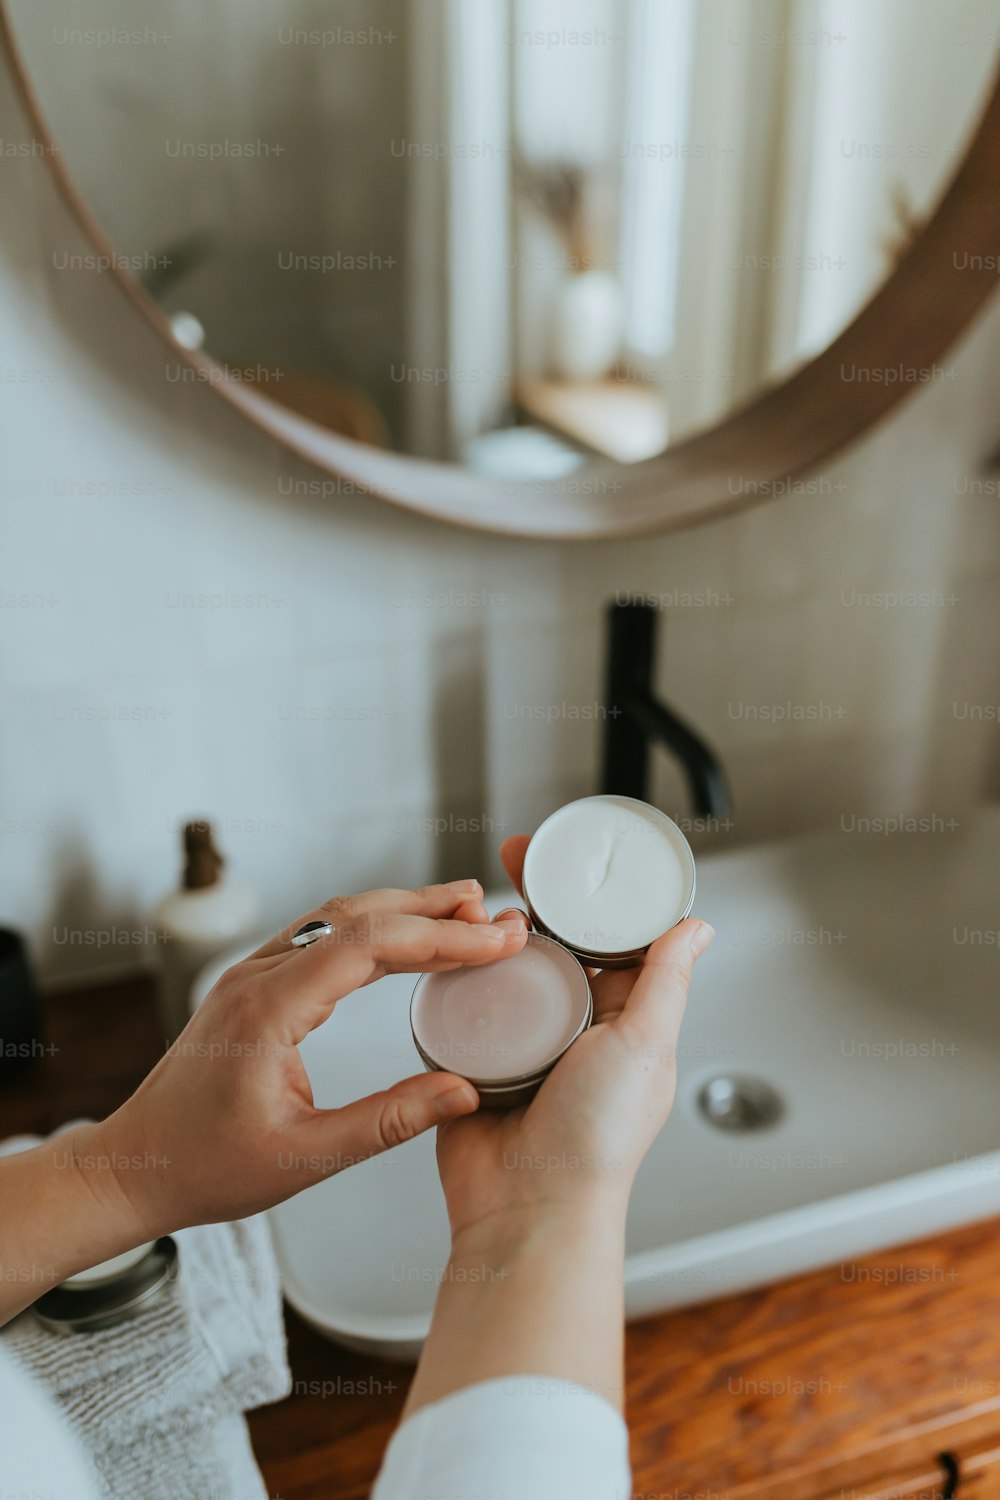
[[1, 0, 999, 987]]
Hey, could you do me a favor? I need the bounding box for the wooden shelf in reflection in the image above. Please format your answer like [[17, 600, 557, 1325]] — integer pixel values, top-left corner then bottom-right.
[[272, 369, 390, 448], [516, 376, 670, 465]]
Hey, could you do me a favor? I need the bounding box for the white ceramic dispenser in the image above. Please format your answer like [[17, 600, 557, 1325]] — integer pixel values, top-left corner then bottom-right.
[[151, 821, 260, 1040]]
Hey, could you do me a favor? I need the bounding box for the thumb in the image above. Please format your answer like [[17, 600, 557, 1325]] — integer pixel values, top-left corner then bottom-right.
[[301, 1072, 480, 1176], [618, 918, 715, 1053]]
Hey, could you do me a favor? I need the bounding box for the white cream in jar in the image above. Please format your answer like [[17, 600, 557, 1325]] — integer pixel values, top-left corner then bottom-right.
[[522, 795, 696, 966]]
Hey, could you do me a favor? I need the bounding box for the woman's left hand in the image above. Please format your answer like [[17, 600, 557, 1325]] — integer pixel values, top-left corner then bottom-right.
[[84, 879, 526, 1241]]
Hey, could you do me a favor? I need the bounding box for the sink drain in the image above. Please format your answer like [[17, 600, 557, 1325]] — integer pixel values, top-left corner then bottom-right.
[[697, 1074, 784, 1133]]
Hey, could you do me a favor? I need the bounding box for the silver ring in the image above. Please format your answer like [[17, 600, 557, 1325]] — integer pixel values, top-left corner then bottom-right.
[[291, 920, 334, 948]]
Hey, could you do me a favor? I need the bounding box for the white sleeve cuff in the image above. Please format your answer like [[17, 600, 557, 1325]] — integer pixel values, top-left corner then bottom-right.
[[372, 1376, 631, 1500]]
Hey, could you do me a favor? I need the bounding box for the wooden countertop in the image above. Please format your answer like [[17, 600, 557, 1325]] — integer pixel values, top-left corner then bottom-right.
[[4, 975, 1000, 1500]]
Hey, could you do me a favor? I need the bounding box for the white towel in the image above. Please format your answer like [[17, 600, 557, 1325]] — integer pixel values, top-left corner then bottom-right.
[[2, 1131, 291, 1500]]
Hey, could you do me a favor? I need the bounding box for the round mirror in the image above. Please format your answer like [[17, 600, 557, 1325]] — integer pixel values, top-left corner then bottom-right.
[[3, 1, 1000, 531]]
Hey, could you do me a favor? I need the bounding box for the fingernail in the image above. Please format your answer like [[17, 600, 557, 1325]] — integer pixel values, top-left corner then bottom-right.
[[435, 1083, 479, 1119], [449, 879, 482, 895], [688, 921, 716, 958], [495, 916, 528, 935], [483, 925, 508, 941]]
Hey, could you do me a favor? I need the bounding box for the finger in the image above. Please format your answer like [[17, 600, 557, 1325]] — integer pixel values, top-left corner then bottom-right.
[[589, 966, 639, 1024], [264, 912, 529, 1042], [615, 919, 714, 1057], [249, 879, 485, 960], [251, 895, 492, 974], [493, 906, 531, 931], [452, 899, 494, 927], [499, 836, 530, 900], [294, 1072, 480, 1179]]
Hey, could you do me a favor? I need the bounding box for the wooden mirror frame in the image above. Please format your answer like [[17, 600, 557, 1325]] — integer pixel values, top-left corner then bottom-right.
[[3, 17, 999, 540]]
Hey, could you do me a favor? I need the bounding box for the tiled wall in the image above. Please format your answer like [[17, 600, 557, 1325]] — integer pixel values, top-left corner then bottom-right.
[[1, 57, 999, 987]]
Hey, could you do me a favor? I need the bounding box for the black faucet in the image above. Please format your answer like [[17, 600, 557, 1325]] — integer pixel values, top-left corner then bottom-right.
[[600, 601, 731, 821]]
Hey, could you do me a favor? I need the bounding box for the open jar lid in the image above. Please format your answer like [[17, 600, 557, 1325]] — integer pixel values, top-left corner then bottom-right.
[[32, 1237, 178, 1335], [410, 932, 592, 1101]]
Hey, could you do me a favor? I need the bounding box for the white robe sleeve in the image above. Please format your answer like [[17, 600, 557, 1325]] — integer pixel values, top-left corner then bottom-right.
[[0, 1344, 101, 1500], [372, 1376, 632, 1500]]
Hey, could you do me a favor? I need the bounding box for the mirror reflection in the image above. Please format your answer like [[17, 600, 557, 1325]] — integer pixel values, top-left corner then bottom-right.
[[8, 0, 997, 479]]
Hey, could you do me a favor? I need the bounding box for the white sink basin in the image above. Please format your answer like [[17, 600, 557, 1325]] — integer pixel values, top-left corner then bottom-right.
[[196, 808, 1000, 1360]]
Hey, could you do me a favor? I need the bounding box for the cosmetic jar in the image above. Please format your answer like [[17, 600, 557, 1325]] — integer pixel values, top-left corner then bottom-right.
[[33, 1238, 178, 1335], [410, 932, 592, 1108], [522, 795, 696, 969]]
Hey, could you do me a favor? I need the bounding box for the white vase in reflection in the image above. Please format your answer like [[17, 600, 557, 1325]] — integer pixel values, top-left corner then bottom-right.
[[551, 269, 624, 382]]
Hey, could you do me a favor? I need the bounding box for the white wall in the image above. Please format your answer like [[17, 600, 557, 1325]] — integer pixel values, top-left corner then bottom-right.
[[793, 0, 1000, 359], [1, 53, 999, 987]]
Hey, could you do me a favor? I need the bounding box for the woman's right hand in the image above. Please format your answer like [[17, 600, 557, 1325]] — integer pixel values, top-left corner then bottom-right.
[[435, 837, 714, 1248], [404, 838, 714, 1420]]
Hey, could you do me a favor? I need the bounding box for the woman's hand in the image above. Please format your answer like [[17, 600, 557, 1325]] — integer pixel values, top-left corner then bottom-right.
[[96, 879, 527, 1239], [404, 838, 713, 1417], [0, 879, 527, 1323], [436, 839, 714, 1247]]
